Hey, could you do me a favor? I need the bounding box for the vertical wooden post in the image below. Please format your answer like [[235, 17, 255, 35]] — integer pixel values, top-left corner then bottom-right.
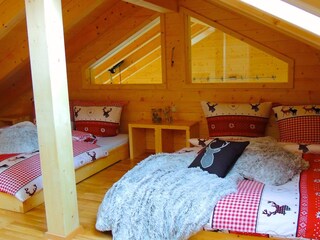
[[24, 0, 81, 238]]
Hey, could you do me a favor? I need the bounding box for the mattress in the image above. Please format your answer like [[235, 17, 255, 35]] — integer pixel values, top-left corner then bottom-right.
[[96, 133, 128, 150]]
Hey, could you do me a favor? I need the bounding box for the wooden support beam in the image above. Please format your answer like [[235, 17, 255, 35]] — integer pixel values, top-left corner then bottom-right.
[[124, 0, 178, 13], [24, 0, 81, 238]]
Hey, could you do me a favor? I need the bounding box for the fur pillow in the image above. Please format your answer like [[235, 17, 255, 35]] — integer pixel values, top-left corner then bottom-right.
[[0, 121, 39, 154], [230, 137, 309, 185]]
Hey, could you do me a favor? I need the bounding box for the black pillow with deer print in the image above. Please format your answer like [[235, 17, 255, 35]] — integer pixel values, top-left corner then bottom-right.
[[188, 138, 249, 178]]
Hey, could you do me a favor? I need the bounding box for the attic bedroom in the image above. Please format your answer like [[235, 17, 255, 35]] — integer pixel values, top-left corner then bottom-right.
[[0, 0, 319, 239]]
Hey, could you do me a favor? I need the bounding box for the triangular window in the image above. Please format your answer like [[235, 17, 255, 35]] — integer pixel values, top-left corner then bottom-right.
[[89, 16, 163, 85]]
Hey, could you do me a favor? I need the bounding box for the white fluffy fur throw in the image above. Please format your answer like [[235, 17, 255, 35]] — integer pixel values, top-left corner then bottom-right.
[[96, 153, 240, 240], [0, 121, 39, 154]]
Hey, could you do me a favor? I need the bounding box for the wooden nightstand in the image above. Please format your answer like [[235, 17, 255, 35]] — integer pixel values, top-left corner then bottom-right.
[[128, 120, 199, 159]]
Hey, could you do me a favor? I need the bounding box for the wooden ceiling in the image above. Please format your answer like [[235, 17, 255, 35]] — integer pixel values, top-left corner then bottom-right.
[[209, 0, 320, 50], [0, 0, 319, 115]]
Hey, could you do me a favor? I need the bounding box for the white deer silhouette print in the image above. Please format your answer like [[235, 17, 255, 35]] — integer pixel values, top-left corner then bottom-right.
[[201, 140, 230, 168]]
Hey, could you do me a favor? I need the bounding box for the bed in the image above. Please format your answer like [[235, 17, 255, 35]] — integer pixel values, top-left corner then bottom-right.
[[0, 100, 129, 213], [95, 102, 320, 240], [0, 126, 128, 213]]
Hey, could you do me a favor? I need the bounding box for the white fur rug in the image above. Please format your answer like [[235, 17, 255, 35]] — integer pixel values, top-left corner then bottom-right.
[[96, 152, 240, 240]]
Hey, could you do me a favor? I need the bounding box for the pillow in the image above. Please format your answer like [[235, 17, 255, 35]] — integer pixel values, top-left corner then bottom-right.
[[189, 138, 212, 147], [72, 101, 126, 137], [278, 142, 320, 154], [230, 137, 309, 185], [72, 130, 97, 144], [0, 121, 39, 154], [201, 102, 272, 138], [188, 139, 249, 178], [273, 105, 320, 144], [189, 136, 251, 147]]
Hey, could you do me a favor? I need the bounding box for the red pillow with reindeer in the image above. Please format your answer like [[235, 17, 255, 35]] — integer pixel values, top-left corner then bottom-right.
[[273, 105, 320, 144], [71, 101, 126, 137], [201, 101, 272, 138]]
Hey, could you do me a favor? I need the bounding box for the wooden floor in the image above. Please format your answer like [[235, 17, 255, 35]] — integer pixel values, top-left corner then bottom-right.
[[0, 156, 145, 240]]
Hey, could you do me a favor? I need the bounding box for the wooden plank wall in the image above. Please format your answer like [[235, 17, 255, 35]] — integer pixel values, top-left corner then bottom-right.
[[1, 0, 320, 148], [55, 0, 320, 141]]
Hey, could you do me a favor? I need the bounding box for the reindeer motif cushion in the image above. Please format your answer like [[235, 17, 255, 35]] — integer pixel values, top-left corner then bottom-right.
[[201, 102, 272, 138], [188, 138, 249, 178], [73, 105, 123, 137], [273, 105, 320, 144]]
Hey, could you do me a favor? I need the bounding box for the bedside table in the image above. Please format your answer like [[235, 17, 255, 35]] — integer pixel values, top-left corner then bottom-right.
[[128, 120, 199, 159]]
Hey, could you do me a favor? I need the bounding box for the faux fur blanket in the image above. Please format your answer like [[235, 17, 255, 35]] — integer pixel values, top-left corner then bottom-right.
[[96, 152, 240, 240], [0, 121, 38, 154]]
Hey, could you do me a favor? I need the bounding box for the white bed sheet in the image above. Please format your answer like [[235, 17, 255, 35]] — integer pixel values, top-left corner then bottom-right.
[[95, 134, 128, 150]]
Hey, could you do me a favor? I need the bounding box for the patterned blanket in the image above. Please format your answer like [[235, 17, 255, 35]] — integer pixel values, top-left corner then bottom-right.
[[0, 134, 108, 201], [207, 153, 320, 240], [96, 152, 241, 240]]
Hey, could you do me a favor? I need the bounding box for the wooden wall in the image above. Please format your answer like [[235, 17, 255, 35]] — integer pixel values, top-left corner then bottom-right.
[[66, 0, 320, 139], [2, 0, 318, 143]]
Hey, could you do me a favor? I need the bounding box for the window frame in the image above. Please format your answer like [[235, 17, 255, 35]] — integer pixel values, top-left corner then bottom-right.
[[82, 14, 167, 90], [182, 8, 294, 89]]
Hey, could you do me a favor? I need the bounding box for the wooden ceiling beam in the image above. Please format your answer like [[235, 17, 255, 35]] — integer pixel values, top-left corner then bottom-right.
[[0, 0, 25, 40], [62, 0, 111, 31], [123, 0, 178, 13], [0, 0, 110, 87]]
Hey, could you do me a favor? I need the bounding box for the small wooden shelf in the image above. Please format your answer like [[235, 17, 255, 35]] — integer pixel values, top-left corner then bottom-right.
[[128, 120, 199, 159]]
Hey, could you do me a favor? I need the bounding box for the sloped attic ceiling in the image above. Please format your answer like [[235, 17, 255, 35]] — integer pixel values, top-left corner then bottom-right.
[[0, 0, 319, 116], [209, 0, 320, 50], [0, 0, 147, 115], [131, 0, 319, 49]]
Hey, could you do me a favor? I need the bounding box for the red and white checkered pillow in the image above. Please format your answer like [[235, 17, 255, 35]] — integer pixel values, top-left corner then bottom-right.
[[201, 102, 272, 138], [273, 105, 320, 144], [71, 101, 126, 137]]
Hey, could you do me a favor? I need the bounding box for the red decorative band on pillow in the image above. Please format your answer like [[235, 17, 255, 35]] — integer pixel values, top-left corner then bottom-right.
[[277, 116, 320, 144], [206, 115, 269, 137], [75, 121, 119, 137]]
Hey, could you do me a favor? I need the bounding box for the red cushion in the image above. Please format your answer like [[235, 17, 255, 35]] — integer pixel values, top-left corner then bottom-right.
[[71, 101, 126, 137], [206, 115, 269, 137], [74, 121, 119, 137], [273, 105, 320, 144], [201, 102, 272, 138]]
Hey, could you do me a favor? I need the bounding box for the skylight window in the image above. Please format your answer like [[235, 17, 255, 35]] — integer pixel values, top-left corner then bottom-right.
[[241, 0, 320, 36]]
